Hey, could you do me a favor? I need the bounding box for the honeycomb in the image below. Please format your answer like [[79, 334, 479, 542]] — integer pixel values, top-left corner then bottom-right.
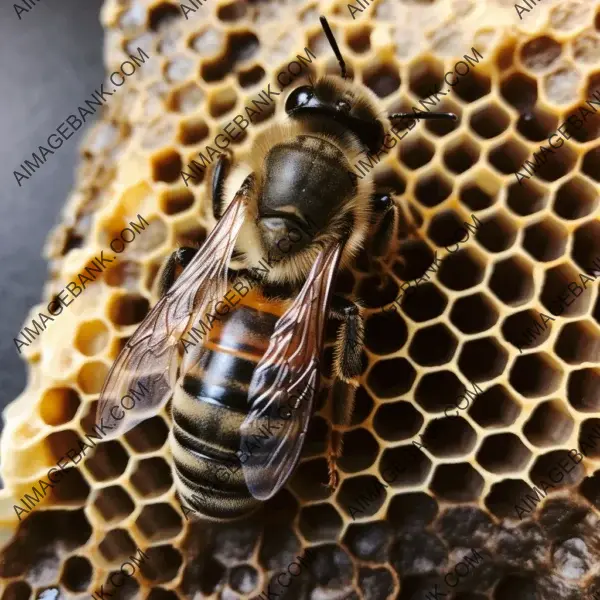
[[2, 0, 600, 598]]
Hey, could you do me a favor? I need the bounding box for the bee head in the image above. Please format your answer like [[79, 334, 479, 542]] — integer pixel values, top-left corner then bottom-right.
[[284, 16, 387, 153], [285, 76, 386, 154]]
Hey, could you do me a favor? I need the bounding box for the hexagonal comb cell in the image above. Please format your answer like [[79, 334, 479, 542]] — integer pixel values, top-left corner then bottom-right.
[[399, 135, 435, 170], [450, 293, 499, 334], [430, 463, 485, 502], [299, 503, 344, 542], [501, 72, 538, 111], [151, 148, 183, 183], [414, 172, 452, 208], [443, 135, 480, 174], [5, 2, 600, 598], [168, 82, 204, 114], [458, 337, 508, 381], [415, 370, 474, 415], [39, 387, 81, 426], [1, 582, 31, 600], [582, 146, 600, 181], [438, 248, 486, 292], [159, 188, 195, 215], [421, 417, 478, 458], [363, 311, 408, 354], [380, 445, 432, 489], [136, 503, 183, 542], [523, 217, 568, 262], [373, 401, 422, 442], [516, 107, 558, 142], [510, 352, 563, 398], [148, 3, 180, 31], [476, 433, 532, 474], [338, 475, 388, 519], [98, 529, 139, 564], [489, 256, 535, 306], [555, 320, 600, 364], [290, 458, 331, 502], [489, 139, 530, 174], [520, 36, 563, 71], [469, 384, 521, 429], [523, 400, 574, 447], [573, 219, 600, 273], [130, 456, 173, 498], [409, 323, 458, 366], [93, 485, 135, 523], [553, 175, 599, 220], [74, 319, 110, 356], [124, 415, 169, 453], [475, 213, 518, 253], [459, 180, 497, 211], [338, 428, 379, 473], [85, 440, 129, 482], [427, 210, 469, 248], [506, 179, 548, 216], [541, 263, 594, 318], [61, 555, 92, 593], [470, 101, 511, 139], [401, 283, 447, 323], [362, 62, 400, 98], [367, 357, 416, 399]]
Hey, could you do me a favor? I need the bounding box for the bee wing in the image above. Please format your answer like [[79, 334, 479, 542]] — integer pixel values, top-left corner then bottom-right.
[[240, 241, 344, 500], [96, 187, 250, 439]]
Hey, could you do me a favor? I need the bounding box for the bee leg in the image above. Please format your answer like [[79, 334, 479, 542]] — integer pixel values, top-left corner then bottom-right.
[[156, 247, 198, 297], [394, 195, 421, 239], [326, 296, 364, 489], [370, 193, 420, 258], [370, 193, 397, 257], [212, 152, 233, 220]]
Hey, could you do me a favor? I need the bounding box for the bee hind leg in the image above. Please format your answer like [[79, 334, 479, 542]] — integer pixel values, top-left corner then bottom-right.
[[156, 247, 198, 297], [326, 296, 364, 490]]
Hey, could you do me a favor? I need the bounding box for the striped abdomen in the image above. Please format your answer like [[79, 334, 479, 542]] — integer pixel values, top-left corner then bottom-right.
[[171, 287, 289, 520]]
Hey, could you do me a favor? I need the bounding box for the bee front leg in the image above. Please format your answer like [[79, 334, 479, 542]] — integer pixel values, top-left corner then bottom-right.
[[156, 247, 198, 297], [326, 296, 364, 490], [370, 192, 421, 257], [212, 151, 233, 220]]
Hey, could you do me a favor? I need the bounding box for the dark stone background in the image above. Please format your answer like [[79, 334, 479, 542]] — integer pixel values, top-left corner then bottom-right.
[[0, 0, 105, 437]]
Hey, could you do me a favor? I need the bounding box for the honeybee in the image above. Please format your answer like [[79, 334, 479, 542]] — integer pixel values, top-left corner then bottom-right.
[[96, 17, 457, 520]]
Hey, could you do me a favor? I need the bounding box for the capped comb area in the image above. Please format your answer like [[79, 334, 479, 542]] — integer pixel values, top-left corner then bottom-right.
[[2, 0, 600, 598]]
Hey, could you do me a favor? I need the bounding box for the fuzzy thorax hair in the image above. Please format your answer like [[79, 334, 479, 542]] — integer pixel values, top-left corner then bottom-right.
[[221, 76, 391, 286]]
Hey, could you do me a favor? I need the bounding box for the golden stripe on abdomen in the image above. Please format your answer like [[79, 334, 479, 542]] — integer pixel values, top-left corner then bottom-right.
[[171, 293, 289, 520]]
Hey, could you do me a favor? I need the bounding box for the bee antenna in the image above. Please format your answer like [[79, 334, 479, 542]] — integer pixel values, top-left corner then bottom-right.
[[319, 16, 347, 80], [389, 111, 458, 121]]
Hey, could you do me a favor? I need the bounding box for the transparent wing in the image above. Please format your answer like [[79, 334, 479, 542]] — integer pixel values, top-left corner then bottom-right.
[[240, 242, 344, 500], [95, 187, 250, 439]]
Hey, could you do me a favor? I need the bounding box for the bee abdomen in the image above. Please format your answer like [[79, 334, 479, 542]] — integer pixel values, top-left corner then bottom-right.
[[171, 297, 287, 520], [171, 418, 259, 520], [171, 369, 262, 520]]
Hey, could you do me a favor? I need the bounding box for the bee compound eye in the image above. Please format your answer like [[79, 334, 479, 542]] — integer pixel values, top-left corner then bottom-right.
[[285, 85, 314, 113]]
